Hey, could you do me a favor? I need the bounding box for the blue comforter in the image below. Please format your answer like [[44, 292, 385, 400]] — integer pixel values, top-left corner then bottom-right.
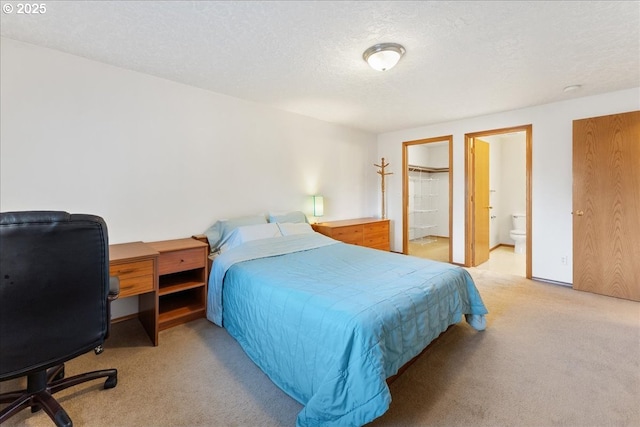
[[207, 233, 488, 427]]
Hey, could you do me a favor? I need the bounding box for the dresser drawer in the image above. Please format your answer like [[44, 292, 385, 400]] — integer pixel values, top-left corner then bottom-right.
[[363, 233, 388, 247], [158, 247, 205, 275], [364, 221, 388, 233], [313, 218, 389, 250], [369, 242, 391, 251], [109, 259, 155, 298], [332, 226, 363, 244]]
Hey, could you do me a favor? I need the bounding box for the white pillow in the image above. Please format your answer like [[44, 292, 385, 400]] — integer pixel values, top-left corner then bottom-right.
[[219, 223, 282, 252], [268, 211, 308, 224], [203, 214, 267, 253], [277, 222, 314, 236]]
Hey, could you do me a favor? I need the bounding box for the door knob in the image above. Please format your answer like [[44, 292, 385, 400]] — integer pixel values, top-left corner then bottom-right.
[[486, 206, 493, 209], [573, 210, 584, 216]]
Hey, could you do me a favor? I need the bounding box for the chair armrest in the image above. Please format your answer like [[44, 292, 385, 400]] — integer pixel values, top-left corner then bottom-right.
[[108, 276, 120, 301]]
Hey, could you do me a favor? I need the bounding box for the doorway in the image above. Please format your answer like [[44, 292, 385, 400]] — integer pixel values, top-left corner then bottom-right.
[[402, 136, 452, 263], [465, 125, 532, 278]]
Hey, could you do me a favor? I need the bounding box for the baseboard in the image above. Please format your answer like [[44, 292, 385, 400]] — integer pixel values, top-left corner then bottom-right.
[[532, 277, 572, 287], [491, 243, 514, 251], [112, 313, 139, 324]]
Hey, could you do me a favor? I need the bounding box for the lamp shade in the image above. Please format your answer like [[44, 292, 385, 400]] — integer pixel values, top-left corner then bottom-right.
[[363, 43, 405, 71], [313, 195, 324, 217]]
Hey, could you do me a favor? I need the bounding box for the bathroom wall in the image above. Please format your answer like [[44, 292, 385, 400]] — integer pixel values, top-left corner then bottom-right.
[[482, 132, 526, 247], [488, 138, 502, 248], [499, 134, 527, 243]]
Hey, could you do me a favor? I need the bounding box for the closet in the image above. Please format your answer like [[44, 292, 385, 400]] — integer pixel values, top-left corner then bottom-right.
[[408, 165, 445, 244], [403, 137, 452, 262]]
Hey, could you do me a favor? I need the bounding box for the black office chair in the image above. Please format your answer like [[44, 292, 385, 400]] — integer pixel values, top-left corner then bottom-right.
[[0, 211, 119, 427]]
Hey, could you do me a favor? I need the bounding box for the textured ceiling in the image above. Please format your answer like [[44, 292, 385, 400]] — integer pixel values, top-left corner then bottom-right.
[[1, 1, 639, 134]]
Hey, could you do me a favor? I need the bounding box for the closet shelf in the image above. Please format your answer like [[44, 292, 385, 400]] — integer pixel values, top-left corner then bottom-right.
[[408, 165, 440, 244], [410, 177, 439, 182], [408, 164, 449, 173], [410, 224, 437, 230]]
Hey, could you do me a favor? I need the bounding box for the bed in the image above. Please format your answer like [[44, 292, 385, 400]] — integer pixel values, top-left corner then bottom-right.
[[203, 216, 488, 427]]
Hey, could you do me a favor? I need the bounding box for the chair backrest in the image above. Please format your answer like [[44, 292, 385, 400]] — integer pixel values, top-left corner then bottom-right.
[[0, 211, 110, 381]]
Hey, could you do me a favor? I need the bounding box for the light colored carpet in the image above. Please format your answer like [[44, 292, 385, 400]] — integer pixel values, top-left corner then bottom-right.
[[2, 268, 639, 426]]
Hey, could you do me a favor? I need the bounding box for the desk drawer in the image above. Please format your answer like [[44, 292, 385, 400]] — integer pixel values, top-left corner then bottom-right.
[[109, 259, 155, 298], [158, 248, 205, 275]]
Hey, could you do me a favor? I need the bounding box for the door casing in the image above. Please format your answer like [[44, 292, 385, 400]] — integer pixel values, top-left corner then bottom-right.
[[465, 125, 532, 278], [402, 136, 453, 261]]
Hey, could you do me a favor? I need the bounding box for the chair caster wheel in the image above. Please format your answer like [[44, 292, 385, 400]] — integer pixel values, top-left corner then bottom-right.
[[104, 375, 117, 389], [54, 408, 72, 427]]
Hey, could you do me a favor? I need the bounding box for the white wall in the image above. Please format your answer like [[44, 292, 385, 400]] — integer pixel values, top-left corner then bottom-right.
[[499, 134, 526, 243], [2, 37, 639, 289], [0, 37, 379, 240], [488, 138, 502, 248], [378, 87, 640, 284], [483, 132, 527, 247], [0, 37, 378, 317]]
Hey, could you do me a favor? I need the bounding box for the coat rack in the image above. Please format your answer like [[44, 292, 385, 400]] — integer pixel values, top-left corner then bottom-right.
[[374, 157, 393, 219]]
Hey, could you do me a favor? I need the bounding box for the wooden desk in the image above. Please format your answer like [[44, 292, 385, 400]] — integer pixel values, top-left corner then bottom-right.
[[109, 242, 159, 345]]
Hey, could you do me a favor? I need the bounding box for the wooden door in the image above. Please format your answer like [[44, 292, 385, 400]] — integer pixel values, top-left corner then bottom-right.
[[473, 139, 491, 265], [573, 111, 640, 301]]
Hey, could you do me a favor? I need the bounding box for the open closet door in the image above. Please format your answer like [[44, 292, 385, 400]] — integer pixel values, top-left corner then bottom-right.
[[572, 110, 640, 301]]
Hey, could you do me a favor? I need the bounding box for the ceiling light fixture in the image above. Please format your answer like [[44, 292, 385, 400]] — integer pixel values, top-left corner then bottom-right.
[[563, 84, 582, 93], [363, 43, 406, 71]]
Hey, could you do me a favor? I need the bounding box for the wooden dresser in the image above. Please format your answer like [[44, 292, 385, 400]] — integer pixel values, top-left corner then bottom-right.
[[312, 217, 390, 251]]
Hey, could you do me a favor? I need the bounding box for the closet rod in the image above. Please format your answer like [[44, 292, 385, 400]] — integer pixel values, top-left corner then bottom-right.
[[408, 164, 449, 173]]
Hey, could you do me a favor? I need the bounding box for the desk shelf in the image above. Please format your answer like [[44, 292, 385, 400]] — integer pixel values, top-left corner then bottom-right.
[[148, 238, 209, 333]]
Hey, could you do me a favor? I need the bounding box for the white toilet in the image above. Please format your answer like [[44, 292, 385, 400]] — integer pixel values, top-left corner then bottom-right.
[[509, 213, 526, 254]]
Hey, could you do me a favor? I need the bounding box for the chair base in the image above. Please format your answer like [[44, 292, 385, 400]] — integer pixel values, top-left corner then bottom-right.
[[0, 364, 117, 427]]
